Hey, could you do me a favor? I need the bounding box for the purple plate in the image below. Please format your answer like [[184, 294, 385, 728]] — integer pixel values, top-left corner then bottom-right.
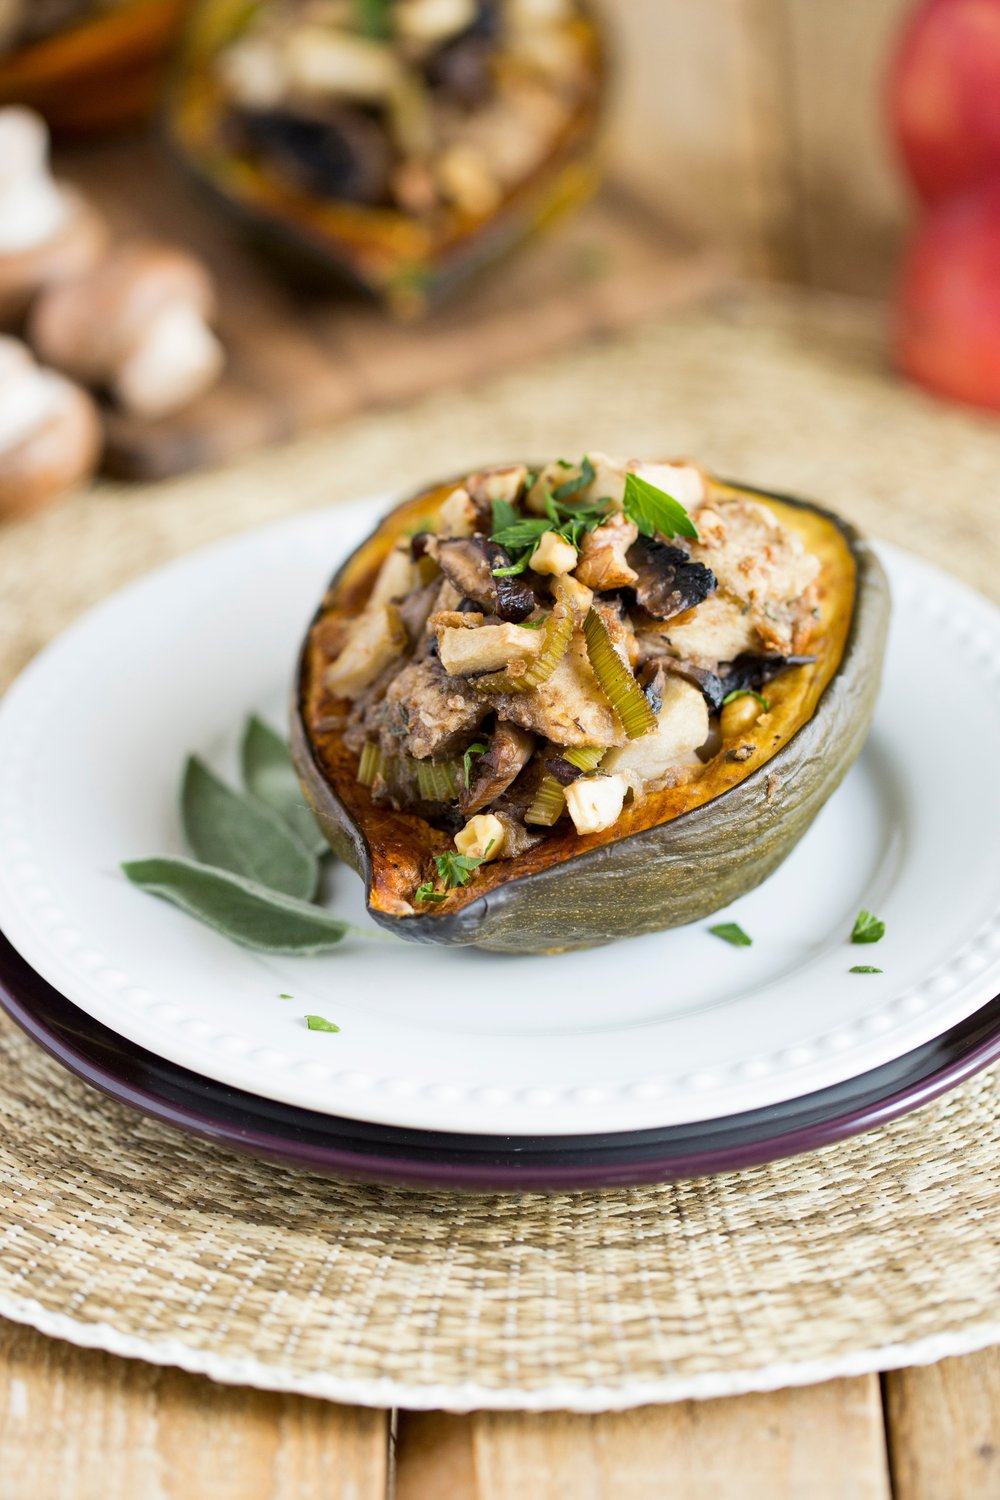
[[2, 931, 999, 1190]]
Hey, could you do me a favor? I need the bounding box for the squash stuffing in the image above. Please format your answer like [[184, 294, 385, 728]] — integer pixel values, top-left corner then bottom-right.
[[293, 456, 890, 952]]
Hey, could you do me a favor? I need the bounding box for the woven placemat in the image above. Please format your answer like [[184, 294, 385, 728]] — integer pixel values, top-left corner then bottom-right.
[[1, 286, 999, 1410]]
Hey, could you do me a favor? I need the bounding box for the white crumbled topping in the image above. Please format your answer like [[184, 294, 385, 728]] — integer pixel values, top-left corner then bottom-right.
[[529, 529, 577, 576], [564, 773, 628, 835]]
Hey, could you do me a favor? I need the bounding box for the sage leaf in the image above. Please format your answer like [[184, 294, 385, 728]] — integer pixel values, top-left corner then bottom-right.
[[181, 757, 318, 900], [240, 715, 328, 857], [122, 857, 354, 953]]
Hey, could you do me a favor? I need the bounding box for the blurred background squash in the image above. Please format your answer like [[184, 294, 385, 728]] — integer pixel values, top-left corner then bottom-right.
[[0, 0, 190, 133]]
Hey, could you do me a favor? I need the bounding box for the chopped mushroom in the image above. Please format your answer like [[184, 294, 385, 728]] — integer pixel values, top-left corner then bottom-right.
[[462, 722, 534, 814], [627, 536, 717, 621], [379, 657, 487, 758], [433, 535, 537, 621]]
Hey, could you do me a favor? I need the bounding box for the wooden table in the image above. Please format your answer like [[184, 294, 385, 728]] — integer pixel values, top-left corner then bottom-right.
[[0, 1319, 996, 1498]]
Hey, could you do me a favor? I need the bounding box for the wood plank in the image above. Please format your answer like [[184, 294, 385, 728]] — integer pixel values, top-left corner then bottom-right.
[[884, 1348, 1000, 1500], [0, 1316, 390, 1500], [396, 1377, 890, 1500], [608, 0, 799, 280], [780, 0, 912, 296]]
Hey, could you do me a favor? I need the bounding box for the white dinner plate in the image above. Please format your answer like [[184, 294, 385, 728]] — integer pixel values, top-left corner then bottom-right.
[[0, 496, 998, 1136]]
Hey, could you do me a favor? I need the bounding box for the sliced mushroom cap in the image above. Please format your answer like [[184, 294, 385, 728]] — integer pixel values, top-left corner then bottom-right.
[[720, 651, 817, 696], [461, 721, 535, 814], [230, 107, 393, 204], [434, 535, 537, 621], [640, 657, 725, 713], [626, 536, 717, 621]]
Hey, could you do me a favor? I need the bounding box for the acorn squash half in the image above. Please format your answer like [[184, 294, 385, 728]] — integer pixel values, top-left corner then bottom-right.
[[291, 472, 890, 953], [165, 0, 607, 317]]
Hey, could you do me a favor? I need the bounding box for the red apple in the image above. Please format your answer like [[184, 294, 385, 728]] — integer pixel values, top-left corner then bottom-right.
[[888, 0, 1000, 204], [894, 176, 1000, 410]]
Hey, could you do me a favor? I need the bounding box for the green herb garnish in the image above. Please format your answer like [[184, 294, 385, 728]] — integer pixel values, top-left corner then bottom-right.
[[463, 742, 487, 789], [279, 992, 293, 999], [416, 841, 495, 903], [490, 466, 607, 576], [709, 922, 753, 947], [305, 1014, 341, 1033], [622, 471, 699, 540], [849, 966, 883, 974], [517, 615, 549, 629], [435, 844, 494, 888], [721, 689, 770, 711], [490, 496, 520, 534], [851, 910, 885, 944], [415, 882, 447, 904], [353, 0, 392, 38], [551, 455, 596, 502]]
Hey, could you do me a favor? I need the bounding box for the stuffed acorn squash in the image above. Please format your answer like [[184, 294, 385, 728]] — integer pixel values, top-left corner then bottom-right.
[[166, 0, 606, 316], [292, 457, 890, 952]]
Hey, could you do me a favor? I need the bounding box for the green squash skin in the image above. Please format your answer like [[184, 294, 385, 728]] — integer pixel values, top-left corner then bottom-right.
[[290, 486, 890, 954]]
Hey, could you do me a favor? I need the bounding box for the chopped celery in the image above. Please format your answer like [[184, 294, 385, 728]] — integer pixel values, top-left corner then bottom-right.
[[583, 609, 657, 739]]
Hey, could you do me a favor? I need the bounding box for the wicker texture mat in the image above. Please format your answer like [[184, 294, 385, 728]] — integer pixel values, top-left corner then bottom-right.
[[0, 288, 998, 1408]]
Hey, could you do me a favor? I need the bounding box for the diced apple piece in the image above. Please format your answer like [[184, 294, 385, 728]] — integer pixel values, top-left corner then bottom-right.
[[324, 604, 406, 698], [603, 677, 708, 787], [438, 622, 544, 676]]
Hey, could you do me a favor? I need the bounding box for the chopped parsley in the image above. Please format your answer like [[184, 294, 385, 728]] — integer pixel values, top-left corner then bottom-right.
[[490, 461, 607, 575], [415, 841, 495, 903], [415, 882, 447, 904], [463, 742, 487, 789], [721, 688, 770, 711], [851, 910, 885, 944], [278, 992, 293, 1000], [622, 471, 699, 540], [305, 1014, 341, 1032], [849, 966, 883, 974], [551, 455, 595, 502], [709, 922, 753, 947]]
